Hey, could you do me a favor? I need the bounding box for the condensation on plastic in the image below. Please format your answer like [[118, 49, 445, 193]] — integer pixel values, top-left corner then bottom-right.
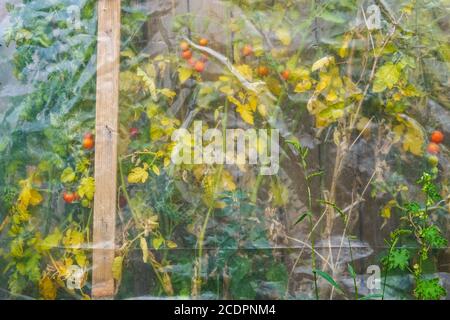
[[0, 0, 449, 300]]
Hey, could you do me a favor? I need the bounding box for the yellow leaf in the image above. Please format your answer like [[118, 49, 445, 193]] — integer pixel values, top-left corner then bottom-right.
[[316, 73, 331, 92], [29, 189, 43, 206], [236, 105, 254, 125], [294, 79, 312, 93], [41, 228, 62, 251], [372, 62, 401, 93], [219, 85, 234, 95], [338, 33, 352, 58], [112, 256, 124, 281], [120, 49, 135, 58], [166, 240, 177, 249], [159, 88, 176, 100], [326, 90, 338, 102], [75, 253, 87, 267], [393, 116, 425, 156], [77, 177, 95, 200], [221, 170, 236, 192], [61, 167, 76, 183], [62, 228, 84, 249], [178, 67, 193, 84], [307, 96, 327, 115], [152, 237, 164, 250], [140, 237, 149, 263], [162, 273, 174, 296], [291, 67, 310, 80], [276, 28, 292, 46], [235, 64, 253, 81], [137, 67, 158, 101], [151, 165, 160, 176], [10, 239, 24, 258], [18, 178, 43, 209], [257, 104, 268, 117], [381, 200, 397, 219], [271, 180, 288, 206], [312, 56, 335, 71], [39, 276, 57, 300], [128, 166, 149, 184]]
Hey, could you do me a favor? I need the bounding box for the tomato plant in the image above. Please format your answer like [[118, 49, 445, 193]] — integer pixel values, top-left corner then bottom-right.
[[0, 0, 449, 300]]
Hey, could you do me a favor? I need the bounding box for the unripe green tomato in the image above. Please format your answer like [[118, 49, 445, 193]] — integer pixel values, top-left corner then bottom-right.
[[427, 155, 439, 167], [430, 167, 439, 177], [81, 199, 90, 207]]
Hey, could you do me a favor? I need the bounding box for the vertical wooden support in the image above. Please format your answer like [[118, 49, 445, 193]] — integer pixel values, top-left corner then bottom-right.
[[92, 0, 121, 299]]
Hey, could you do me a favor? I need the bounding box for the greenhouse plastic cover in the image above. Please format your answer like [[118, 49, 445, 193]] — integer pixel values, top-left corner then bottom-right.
[[0, 0, 449, 300]]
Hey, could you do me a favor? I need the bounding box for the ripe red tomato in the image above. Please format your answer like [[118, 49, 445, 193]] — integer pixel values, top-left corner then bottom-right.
[[199, 38, 208, 46], [180, 41, 189, 51], [82, 137, 94, 150], [257, 66, 269, 77], [427, 142, 440, 154], [281, 70, 290, 80], [63, 192, 75, 204], [188, 58, 197, 67], [130, 127, 139, 138], [181, 50, 192, 60], [83, 132, 93, 140], [194, 61, 205, 73], [242, 44, 253, 57], [430, 130, 444, 144], [119, 195, 127, 208]]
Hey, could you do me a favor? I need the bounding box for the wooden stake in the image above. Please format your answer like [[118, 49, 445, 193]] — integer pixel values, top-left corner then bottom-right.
[[92, 0, 121, 299]]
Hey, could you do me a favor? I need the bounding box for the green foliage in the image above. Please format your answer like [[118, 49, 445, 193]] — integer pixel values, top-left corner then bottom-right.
[[382, 171, 447, 300], [382, 248, 410, 271], [414, 278, 447, 300], [421, 226, 448, 249]]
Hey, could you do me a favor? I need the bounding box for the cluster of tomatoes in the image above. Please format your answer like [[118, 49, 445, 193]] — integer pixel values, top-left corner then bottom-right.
[[62, 132, 95, 203], [242, 44, 290, 80], [180, 38, 208, 73], [180, 40, 291, 80], [427, 130, 444, 167]]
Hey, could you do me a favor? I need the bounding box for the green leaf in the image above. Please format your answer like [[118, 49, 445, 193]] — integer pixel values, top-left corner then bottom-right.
[[286, 139, 301, 152], [421, 226, 448, 248], [40, 228, 62, 251], [313, 269, 343, 294], [348, 263, 356, 279], [60, 167, 76, 183], [383, 248, 410, 271], [373, 63, 401, 93], [294, 211, 312, 225], [320, 200, 346, 221], [414, 278, 446, 300], [307, 170, 324, 180]]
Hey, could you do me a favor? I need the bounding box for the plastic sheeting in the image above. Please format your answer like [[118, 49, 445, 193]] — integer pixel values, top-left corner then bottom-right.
[[0, 0, 449, 300]]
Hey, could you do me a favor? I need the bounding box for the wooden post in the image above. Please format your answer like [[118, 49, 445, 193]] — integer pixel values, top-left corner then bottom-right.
[[92, 0, 121, 299]]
